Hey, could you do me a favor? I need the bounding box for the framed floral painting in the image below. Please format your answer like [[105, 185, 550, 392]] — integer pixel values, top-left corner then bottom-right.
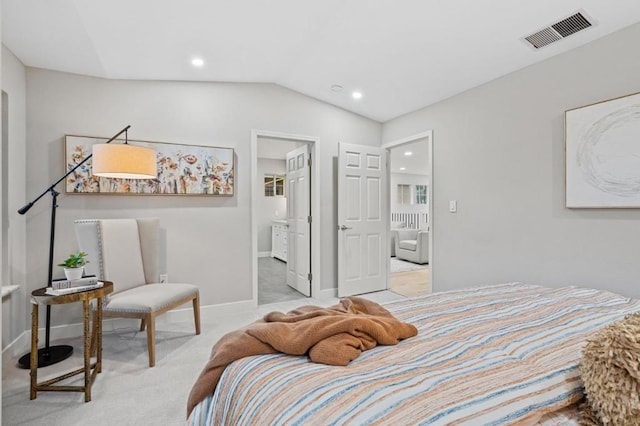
[[65, 135, 234, 196]]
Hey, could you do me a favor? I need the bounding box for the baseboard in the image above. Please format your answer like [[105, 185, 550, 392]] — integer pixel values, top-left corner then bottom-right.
[[2, 331, 28, 360], [155, 298, 256, 326], [317, 287, 338, 300], [2, 298, 257, 363], [257, 251, 271, 258]]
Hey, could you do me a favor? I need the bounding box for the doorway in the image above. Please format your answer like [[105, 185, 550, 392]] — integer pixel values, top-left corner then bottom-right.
[[383, 131, 433, 296], [251, 130, 321, 306]]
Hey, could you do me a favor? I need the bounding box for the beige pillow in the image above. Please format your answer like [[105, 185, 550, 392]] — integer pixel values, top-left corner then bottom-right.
[[580, 312, 640, 425]]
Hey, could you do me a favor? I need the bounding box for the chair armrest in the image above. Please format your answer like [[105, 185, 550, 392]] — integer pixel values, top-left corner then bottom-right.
[[416, 231, 429, 256]]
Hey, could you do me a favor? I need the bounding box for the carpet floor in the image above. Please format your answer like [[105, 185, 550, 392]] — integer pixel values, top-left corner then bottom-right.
[[390, 257, 427, 274]]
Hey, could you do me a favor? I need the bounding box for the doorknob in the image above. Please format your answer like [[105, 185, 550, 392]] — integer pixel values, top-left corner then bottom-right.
[[338, 225, 352, 231]]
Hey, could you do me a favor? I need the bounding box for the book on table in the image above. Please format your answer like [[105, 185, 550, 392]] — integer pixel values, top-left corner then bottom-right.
[[45, 281, 104, 296], [51, 275, 98, 290]]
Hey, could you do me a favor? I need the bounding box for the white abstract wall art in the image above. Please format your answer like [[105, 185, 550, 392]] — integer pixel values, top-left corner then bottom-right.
[[565, 91, 640, 208]]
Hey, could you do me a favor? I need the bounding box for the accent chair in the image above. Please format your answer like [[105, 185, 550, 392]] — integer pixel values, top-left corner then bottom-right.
[[390, 221, 407, 257], [74, 218, 200, 367], [393, 228, 429, 264]]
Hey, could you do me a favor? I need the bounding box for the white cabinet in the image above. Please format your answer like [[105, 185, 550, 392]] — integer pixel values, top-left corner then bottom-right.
[[271, 221, 288, 262]]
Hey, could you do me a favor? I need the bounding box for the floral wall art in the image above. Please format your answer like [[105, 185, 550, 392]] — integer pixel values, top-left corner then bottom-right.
[[565, 91, 640, 208], [65, 135, 234, 195]]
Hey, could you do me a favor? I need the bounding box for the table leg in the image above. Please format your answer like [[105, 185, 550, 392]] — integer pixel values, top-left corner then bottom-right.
[[83, 299, 91, 402], [96, 296, 103, 374], [30, 302, 38, 400]]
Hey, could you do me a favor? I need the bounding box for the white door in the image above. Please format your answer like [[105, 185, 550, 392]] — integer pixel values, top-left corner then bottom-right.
[[286, 145, 311, 296], [338, 143, 388, 297]]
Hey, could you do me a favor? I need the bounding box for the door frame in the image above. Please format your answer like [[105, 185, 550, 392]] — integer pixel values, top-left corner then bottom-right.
[[382, 130, 434, 289], [251, 130, 321, 306]]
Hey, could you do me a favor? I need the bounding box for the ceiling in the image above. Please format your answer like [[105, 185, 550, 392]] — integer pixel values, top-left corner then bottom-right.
[[390, 139, 429, 176], [3, 1, 640, 122], [257, 137, 305, 160]]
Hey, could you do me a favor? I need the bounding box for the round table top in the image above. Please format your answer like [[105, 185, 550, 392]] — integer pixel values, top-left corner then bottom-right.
[[31, 281, 114, 305]]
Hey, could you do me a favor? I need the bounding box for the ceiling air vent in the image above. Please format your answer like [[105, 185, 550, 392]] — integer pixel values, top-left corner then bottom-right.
[[523, 11, 593, 49]]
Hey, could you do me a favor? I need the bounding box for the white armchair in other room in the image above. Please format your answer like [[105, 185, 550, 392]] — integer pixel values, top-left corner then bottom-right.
[[390, 221, 407, 257], [393, 229, 429, 264], [74, 218, 201, 367]]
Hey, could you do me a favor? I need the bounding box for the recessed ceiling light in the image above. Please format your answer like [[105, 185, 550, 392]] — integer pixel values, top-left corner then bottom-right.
[[191, 58, 204, 67], [331, 84, 343, 92], [404, 151, 413, 156], [352, 91, 363, 100], [399, 167, 406, 171]]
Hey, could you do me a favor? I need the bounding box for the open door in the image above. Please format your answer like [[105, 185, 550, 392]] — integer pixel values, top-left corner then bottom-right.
[[338, 143, 388, 297], [286, 145, 311, 296]]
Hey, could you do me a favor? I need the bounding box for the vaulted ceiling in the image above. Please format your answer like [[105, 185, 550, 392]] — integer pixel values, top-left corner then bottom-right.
[[3, 1, 640, 122]]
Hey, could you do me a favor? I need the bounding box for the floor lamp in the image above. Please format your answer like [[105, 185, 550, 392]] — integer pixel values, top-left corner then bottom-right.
[[17, 125, 156, 368]]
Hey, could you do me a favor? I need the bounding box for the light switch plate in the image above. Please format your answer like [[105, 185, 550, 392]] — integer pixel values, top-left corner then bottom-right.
[[449, 200, 457, 213]]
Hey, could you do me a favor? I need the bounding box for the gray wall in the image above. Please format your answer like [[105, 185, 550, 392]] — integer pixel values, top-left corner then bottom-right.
[[26, 68, 381, 326], [383, 23, 640, 298], [1, 45, 27, 350]]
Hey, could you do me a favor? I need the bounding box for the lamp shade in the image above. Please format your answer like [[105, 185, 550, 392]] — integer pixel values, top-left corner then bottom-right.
[[92, 144, 157, 179]]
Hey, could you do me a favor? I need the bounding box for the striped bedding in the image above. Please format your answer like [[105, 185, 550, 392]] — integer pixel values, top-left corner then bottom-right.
[[188, 283, 640, 425]]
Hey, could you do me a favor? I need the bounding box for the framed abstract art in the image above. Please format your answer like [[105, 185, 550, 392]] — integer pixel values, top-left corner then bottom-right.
[[565, 91, 640, 208], [65, 135, 234, 196]]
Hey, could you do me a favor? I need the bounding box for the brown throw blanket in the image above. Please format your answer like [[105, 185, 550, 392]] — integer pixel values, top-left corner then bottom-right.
[[186, 297, 418, 417]]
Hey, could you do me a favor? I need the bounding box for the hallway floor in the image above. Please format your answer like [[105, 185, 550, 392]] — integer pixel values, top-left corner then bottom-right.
[[258, 257, 307, 305], [390, 268, 430, 297]]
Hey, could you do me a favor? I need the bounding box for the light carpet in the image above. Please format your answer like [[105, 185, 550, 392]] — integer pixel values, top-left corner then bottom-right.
[[390, 257, 427, 274], [1, 291, 403, 426]]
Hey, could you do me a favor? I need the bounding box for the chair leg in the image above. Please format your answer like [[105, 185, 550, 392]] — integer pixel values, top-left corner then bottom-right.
[[193, 294, 201, 335], [145, 314, 156, 367], [139, 319, 146, 332]]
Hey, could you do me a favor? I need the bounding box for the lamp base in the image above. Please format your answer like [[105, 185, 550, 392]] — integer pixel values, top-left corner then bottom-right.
[[17, 345, 74, 369]]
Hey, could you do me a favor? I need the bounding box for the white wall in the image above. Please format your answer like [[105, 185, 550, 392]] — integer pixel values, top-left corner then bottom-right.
[[257, 158, 286, 254], [383, 23, 640, 298], [1, 45, 27, 351], [390, 172, 429, 220], [25, 68, 381, 326]]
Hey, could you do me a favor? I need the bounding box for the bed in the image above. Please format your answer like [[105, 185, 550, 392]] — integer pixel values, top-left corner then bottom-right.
[[188, 283, 640, 425]]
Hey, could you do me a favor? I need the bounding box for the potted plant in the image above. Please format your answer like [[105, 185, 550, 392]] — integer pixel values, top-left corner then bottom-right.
[[57, 251, 90, 280]]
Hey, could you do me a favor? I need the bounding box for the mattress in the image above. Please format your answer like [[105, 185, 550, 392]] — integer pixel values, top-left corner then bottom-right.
[[188, 283, 640, 425]]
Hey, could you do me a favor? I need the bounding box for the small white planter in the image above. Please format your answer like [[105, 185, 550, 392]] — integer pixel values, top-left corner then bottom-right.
[[63, 267, 84, 281]]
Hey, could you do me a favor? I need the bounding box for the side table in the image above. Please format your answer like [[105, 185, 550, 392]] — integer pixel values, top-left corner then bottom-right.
[[30, 281, 113, 402]]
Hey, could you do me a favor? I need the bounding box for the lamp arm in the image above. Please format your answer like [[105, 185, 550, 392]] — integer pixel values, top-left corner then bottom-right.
[[17, 125, 131, 215], [15, 125, 131, 368]]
